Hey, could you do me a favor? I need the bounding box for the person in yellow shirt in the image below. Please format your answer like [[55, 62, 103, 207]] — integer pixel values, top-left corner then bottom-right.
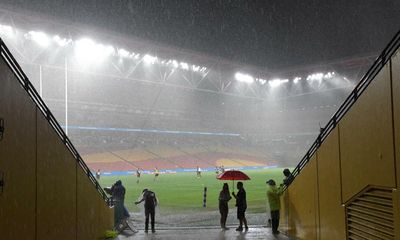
[[266, 179, 284, 234]]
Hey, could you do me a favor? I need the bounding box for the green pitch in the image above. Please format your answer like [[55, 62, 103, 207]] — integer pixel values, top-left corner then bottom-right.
[[98, 168, 287, 214]]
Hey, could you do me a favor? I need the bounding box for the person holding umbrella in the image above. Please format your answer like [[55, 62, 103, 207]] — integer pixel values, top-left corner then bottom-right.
[[219, 183, 232, 230], [217, 170, 250, 231], [232, 181, 249, 231]]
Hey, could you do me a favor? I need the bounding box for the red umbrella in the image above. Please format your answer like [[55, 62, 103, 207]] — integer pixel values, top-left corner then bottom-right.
[[217, 170, 250, 189]]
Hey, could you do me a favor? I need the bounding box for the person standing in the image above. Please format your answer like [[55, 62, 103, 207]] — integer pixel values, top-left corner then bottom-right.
[[135, 189, 158, 233], [96, 169, 101, 180], [154, 168, 159, 181], [219, 183, 232, 230], [136, 168, 141, 184], [197, 166, 202, 178], [111, 180, 129, 226], [266, 179, 284, 234], [232, 181, 248, 231], [282, 169, 293, 186]]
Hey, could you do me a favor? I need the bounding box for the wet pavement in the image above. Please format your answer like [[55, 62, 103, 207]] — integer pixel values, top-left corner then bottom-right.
[[117, 226, 291, 240]]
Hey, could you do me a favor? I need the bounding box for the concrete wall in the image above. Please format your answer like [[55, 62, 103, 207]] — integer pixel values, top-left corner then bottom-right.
[[0, 55, 113, 239], [282, 49, 400, 239]]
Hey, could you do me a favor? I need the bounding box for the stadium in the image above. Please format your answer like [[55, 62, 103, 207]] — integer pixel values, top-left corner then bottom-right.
[[0, 8, 373, 173], [1, 2, 400, 240]]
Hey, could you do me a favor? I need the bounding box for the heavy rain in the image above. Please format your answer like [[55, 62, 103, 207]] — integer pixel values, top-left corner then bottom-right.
[[1, 1, 399, 238]]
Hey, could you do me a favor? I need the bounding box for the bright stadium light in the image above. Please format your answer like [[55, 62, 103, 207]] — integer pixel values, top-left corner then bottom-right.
[[192, 65, 200, 72], [26, 31, 50, 47], [268, 78, 289, 87], [74, 38, 114, 64], [5, 22, 211, 75], [293, 77, 302, 83], [256, 78, 267, 85], [104, 45, 115, 56], [180, 62, 189, 70], [117, 48, 130, 58], [306, 73, 324, 81], [143, 54, 157, 64], [235, 72, 254, 84], [172, 60, 179, 68], [324, 72, 335, 79], [53, 35, 71, 47]]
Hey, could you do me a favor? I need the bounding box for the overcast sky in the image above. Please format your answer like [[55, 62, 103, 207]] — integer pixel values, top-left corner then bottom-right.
[[1, 0, 400, 69]]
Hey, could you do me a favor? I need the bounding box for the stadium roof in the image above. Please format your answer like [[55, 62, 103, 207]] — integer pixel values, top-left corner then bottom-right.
[[0, 0, 399, 71]]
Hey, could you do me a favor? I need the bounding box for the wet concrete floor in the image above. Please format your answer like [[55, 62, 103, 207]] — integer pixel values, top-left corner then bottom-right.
[[117, 226, 292, 240]]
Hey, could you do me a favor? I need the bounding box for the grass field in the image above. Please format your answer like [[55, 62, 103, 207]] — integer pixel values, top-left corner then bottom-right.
[[98, 168, 287, 214]]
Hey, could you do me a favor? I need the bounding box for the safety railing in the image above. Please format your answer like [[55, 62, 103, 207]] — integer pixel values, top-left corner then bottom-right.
[[0, 38, 111, 206], [285, 29, 400, 190]]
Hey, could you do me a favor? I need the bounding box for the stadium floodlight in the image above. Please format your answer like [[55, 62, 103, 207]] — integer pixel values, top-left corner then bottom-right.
[[74, 38, 114, 64], [180, 62, 189, 70], [293, 77, 302, 83], [192, 65, 200, 72], [235, 72, 254, 84], [306, 73, 324, 81], [53, 35, 71, 47], [257, 78, 267, 85], [268, 78, 289, 87], [118, 48, 130, 58], [143, 54, 157, 64], [324, 72, 335, 79], [104, 45, 115, 56], [0, 24, 14, 37], [172, 60, 179, 68], [26, 31, 50, 47]]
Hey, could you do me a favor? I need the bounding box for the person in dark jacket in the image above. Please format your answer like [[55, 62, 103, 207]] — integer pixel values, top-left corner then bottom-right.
[[232, 181, 248, 231], [282, 168, 293, 186], [135, 189, 158, 233], [219, 183, 232, 230], [111, 180, 129, 226]]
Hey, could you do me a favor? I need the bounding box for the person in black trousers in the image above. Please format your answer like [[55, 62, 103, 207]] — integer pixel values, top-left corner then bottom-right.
[[232, 181, 248, 231], [219, 183, 232, 230], [135, 189, 158, 233]]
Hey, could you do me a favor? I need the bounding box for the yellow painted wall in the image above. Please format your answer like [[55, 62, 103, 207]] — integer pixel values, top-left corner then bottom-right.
[[316, 128, 346, 239], [36, 112, 77, 239], [392, 52, 400, 189], [279, 191, 289, 234], [392, 51, 400, 239], [0, 58, 37, 239], [339, 64, 396, 202], [287, 155, 318, 239], [0, 53, 113, 238], [77, 167, 113, 240], [284, 49, 400, 239]]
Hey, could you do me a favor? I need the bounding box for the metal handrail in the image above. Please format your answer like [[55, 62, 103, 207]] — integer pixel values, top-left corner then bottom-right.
[[0, 38, 111, 206], [284, 29, 400, 190]]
